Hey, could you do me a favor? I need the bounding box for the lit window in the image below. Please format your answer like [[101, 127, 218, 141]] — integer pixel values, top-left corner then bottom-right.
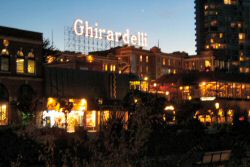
[[28, 60, 35, 74], [140, 55, 143, 62], [238, 22, 242, 28], [0, 104, 7, 125], [146, 56, 149, 63], [204, 4, 209, 10], [219, 33, 223, 38], [85, 111, 96, 129], [224, 0, 237, 5], [105, 64, 108, 71], [210, 20, 218, 26], [16, 58, 24, 73], [239, 33, 245, 41], [163, 58, 166, 65], [205, 60, 211, 68], [1, 57, 9, 71], [110, 65, 116, 72], [210, 38, 214, 43]]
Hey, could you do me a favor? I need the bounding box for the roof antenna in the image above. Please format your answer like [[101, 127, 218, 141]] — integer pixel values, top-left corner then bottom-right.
[[51, 29, 54, 48], [157, 40, 160, 48]]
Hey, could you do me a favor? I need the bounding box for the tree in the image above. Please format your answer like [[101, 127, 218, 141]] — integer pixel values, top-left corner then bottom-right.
[[16, 85, 38, 126], [42, 38, 61, 63], [175, 100, 201, 124]]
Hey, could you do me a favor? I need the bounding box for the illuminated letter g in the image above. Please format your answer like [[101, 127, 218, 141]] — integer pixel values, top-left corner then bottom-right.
[[74, 19, 84, 36]]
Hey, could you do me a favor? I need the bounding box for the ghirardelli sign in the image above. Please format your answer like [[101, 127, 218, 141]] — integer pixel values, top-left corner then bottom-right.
[[73, 19, 148, 47]]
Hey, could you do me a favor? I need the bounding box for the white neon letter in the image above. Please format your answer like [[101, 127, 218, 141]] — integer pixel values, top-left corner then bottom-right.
[[85, 21, 94, 38], [94, 22, 99, 39], [115, 32, 122, 42], [123, 29, 130, 45], [144, 33, 148, 47], [131, 35, 137, 45], [73, 19, 84, 36], [99, 29, 106, 40], [107, 30, 114, 41]]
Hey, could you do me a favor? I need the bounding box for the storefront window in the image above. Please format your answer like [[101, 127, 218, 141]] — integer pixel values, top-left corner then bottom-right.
[[86, 111, 96, 130], [28, 60, 35, 74], [0, 104, 7, 125], [16, 58, 24, 73], [43, 98, 87, 132]]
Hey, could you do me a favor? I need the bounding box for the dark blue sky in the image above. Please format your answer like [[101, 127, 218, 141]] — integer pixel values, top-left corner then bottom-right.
[[0, 0, 196, 54]]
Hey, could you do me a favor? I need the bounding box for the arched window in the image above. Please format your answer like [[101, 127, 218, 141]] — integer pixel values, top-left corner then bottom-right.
[[0, 84, 9, 125]]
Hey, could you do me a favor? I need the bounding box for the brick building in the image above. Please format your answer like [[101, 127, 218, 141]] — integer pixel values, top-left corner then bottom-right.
[[90, 45, 216, 80], [0, 26, 44, 125]]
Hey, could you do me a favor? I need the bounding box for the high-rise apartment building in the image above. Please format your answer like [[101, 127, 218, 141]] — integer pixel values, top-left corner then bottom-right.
[[195, 0, 250, 72]]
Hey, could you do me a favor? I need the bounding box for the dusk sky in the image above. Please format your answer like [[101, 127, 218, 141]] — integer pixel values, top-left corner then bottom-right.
[[0, 0, 196, 54]]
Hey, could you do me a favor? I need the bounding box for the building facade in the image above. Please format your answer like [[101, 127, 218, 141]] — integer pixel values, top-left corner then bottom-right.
[[0, 26, 44, 125], [91, 46, 216, 81], [195, 0, 250, 72], [0, 26, 138, 133], [47, 52, 119, 73], [153, 72, 250, 124]]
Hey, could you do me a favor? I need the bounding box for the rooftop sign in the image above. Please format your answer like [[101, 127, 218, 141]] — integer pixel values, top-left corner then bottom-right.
[[73, 19, 148, 47]]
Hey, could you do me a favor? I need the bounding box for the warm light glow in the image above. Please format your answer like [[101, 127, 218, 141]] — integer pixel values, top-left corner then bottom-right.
[[239, 33, 245, 41], [218, 110, 224, 117], [144, 76, 148, 81], [48, 98, 55, 104], [47, 56, 56, 64], [200, 82, 206, 86], [188, 96, 192, 100], [28, 60, 35, 74], [105, 64, 108, 71], [165, 91, 170, 96], [3, 39, 9, 47], [228, 110, 233, 117], [1, 48, 9, 55], [86, 111, 96, 128], [164, 105, 174, 111], [200, 97, 216, 101], [0, 104, 7, 125], [153, 83, 157, 87], [215, 102, 220, 109], [16, 58, 24, 73], [87, 55, 94, 63]]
